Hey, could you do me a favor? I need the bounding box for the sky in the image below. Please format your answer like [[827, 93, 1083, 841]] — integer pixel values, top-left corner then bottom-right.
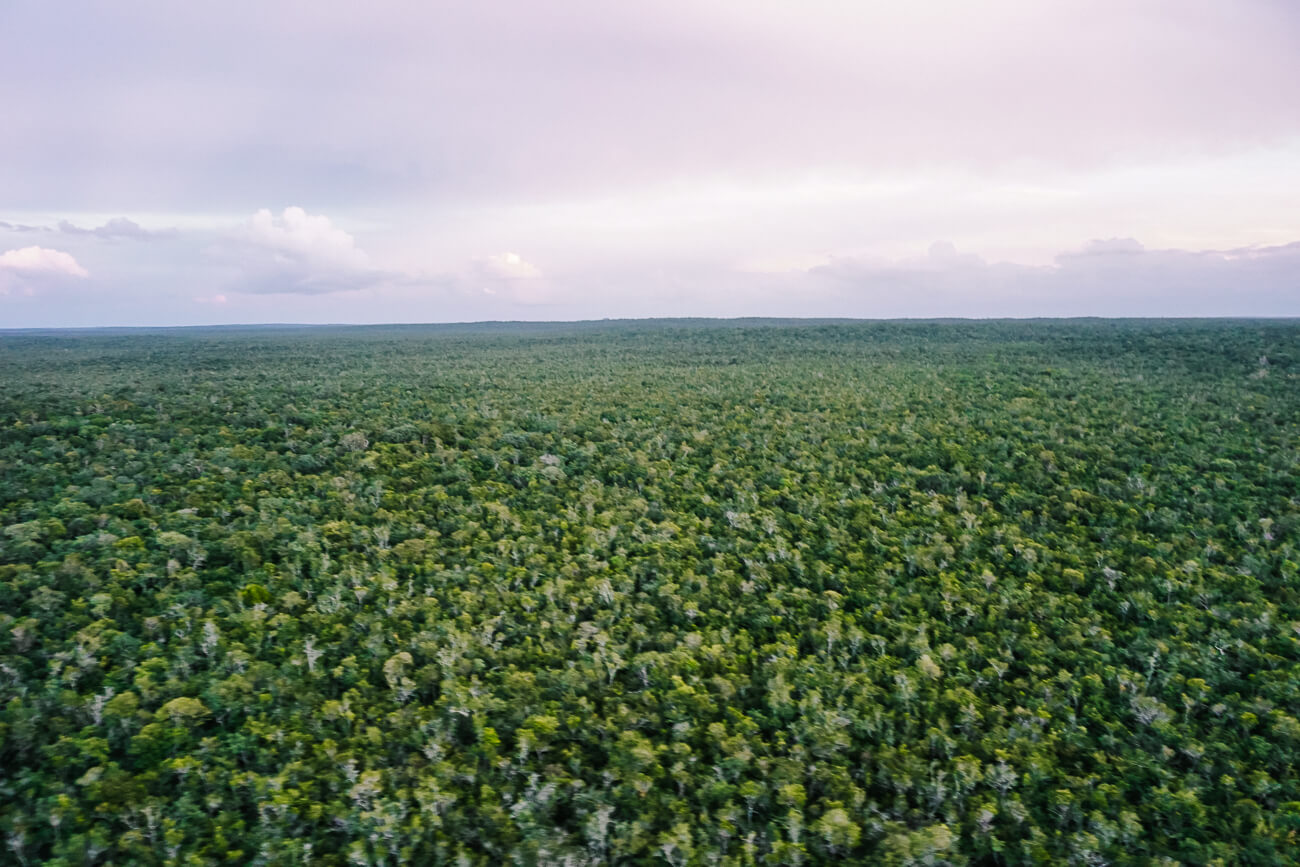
[[1, 0, 1298, 326]]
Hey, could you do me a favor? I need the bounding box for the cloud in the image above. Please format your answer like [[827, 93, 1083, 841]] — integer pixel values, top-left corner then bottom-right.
[[0, 245, 89, 297], [5, 2, 1299, 213], [0, 216, 173, 239], [1066, 238, 1146, 257], [219, 207, 392, 295], [243, 207, 369, 270], [807, 238, 1300, 317], [4, 3, 1299, 327], [470, 252, 557, 304], [0, 246, 89, 277], [474, 252, 542, 282], [57, 216, 169, 240]]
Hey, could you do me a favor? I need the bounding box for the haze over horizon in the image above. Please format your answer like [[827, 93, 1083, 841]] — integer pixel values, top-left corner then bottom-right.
[[2, 1, 1298, 327]]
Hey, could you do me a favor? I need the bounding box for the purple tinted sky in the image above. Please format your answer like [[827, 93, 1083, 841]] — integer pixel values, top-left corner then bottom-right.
[[2, 0, 1298, 325]]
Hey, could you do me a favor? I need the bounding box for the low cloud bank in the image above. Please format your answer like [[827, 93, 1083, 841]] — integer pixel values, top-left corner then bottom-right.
[[58, 217, 170, 240], [809, 239, 1300, 317]]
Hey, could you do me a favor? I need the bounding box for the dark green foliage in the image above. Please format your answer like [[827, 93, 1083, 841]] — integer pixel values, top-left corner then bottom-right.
[[1, 319, 1298, 865]]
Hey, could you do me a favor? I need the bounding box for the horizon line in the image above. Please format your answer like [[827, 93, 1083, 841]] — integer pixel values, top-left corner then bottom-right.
[[4, 314, 1300, 335]]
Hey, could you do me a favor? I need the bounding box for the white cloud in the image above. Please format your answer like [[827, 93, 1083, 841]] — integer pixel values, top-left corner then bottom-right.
[[0, 245, 88, 297], [221, 207, 391, 295], [474, 251, 542, 281], [470, 252, 556, 305], [0, 246, 88, 277], [244, 207, 369, 270]]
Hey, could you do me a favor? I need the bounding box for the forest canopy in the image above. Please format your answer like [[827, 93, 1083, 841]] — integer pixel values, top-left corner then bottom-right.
[[1, 319, 1298, 865]]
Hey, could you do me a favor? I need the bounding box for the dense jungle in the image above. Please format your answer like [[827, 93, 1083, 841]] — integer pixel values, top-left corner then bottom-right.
[[1, 319, 1297, 865]]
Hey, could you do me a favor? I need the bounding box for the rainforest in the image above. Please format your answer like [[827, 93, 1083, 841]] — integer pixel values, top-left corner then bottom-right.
[[1, 319, 1297, 866]]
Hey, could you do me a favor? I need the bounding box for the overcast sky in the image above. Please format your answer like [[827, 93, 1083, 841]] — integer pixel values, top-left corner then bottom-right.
[[2, 1, 1297, 326]]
